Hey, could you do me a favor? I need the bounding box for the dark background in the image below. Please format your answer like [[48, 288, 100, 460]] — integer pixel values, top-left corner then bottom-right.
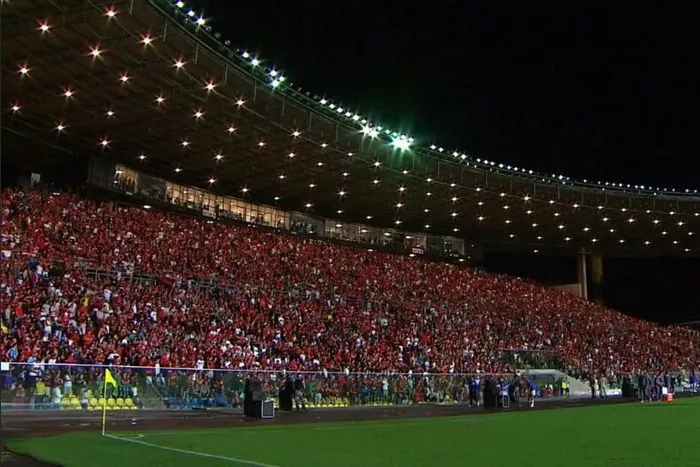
[[197, 1, 700, 189], [190, 2, 700, 323]]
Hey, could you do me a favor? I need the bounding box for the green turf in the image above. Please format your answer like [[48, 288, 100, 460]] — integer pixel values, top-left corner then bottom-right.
[[9, 399, 700, 467]]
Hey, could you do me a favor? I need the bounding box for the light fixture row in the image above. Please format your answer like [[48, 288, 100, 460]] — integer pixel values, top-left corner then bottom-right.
[[25, 4, 700, 197]]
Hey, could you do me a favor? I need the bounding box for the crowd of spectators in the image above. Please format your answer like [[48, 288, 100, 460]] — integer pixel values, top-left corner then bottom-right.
[[1, 189, 698, 383]]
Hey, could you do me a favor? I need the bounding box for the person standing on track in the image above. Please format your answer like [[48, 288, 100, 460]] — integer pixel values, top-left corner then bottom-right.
[[598, 374, 608, 400], [527, 378, 537, 408], [468, 376, 480, 408], [654, 374, 664, 401], [637, 372, 647, 403], [644, 372, 655, 403], [509, 374, 522, 407], [294, 374, 307, 412]]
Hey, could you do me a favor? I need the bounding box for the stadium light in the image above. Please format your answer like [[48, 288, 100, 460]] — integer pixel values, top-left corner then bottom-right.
[[391, 137, 411, 151], [37, 21, 52, 33], [89, 46, 103, 58], [361, 125, 379, 138]]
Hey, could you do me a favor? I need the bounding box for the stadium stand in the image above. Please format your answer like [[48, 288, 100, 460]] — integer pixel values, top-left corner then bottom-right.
[[1, 188, 698, 409]]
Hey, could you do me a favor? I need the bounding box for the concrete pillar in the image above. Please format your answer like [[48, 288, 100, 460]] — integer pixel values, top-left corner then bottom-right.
[[576, 252, 588, 301], [590, 253, 604, 305]]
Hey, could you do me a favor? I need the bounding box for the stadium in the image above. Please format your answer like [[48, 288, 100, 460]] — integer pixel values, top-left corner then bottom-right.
[[1, 1, 699, 466]]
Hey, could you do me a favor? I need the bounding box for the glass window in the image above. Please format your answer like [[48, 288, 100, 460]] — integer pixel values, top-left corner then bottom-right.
[[231, 200, 245, 220]]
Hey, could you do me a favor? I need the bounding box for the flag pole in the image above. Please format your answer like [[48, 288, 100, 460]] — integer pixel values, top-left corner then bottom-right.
[[101, 368, 108, 436]]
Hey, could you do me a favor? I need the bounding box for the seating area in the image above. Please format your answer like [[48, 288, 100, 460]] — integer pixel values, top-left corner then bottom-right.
[[1, 188, 699, 388], [0, 378, 139, 410], [85, 396, 138, 411]]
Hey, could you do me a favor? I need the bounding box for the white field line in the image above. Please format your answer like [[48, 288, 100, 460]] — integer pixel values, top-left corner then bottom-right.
[[103, 433, 280, 467]]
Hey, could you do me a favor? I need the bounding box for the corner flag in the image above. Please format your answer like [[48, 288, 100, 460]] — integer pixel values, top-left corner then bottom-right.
[[101, 368, 118, 435], [105, 368, 117, 388]]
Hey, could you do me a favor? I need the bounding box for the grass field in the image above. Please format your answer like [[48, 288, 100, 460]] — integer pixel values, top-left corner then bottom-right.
[[9, 398, 700, 467]]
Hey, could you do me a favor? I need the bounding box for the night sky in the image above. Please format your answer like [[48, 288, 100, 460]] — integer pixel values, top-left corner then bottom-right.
[[199, 2, 700, 323], [198, 1, 700, 189]]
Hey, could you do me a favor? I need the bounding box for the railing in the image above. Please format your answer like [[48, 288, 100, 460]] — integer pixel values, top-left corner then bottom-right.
[[1, 362, 547, 412], [3, 362, 693, 412]]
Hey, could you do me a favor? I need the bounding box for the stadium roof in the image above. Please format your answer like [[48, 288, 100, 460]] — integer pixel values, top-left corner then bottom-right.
[[2, 0, 699, 257]]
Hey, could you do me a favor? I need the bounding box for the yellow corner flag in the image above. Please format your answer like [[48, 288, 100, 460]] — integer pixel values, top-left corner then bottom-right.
[[101, 368, 118, 436], [105, 368, 117, 388]]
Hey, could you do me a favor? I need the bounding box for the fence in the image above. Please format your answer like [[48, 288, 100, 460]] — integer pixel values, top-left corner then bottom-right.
[[1, 362, 546, 412]]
